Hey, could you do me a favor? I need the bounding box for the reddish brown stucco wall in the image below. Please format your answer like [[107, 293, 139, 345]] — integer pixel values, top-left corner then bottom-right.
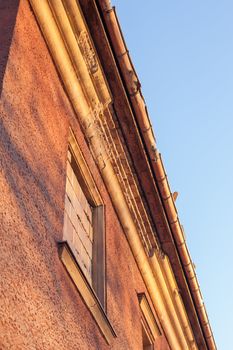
[[0, 1, 170, 349]]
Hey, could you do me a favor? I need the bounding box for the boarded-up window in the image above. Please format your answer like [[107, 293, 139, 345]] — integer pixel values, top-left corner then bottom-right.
[[62, 131, 106, 308], [64, 148, 93, 284], [59, 132, 115, 343]]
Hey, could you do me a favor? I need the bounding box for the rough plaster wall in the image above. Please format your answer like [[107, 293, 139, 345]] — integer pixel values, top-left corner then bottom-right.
[[0, 1, 163, 349]]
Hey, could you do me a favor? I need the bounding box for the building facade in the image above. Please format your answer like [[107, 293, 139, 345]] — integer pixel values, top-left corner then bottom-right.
[[0, 1, 216, 349]]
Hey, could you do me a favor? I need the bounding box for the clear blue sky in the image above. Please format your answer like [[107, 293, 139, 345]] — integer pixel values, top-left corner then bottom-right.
[[112, 1, 233, 349]]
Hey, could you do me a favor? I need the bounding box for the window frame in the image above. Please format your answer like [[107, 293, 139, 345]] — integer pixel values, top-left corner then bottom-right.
[[141, 316, 154, 350], [58, 129, 115, 343], [138, 293, 161, 349]]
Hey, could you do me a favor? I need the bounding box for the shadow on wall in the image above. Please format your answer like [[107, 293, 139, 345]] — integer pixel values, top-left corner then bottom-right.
[[0, 110, 65, 243], [0, 0, 20, 96]]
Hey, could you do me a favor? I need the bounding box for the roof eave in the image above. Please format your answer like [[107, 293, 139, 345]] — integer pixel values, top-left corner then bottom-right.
[[94, 1, 216, 349]]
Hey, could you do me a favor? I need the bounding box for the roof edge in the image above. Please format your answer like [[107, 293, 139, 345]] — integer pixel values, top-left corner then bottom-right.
[[96, 1, 216, 349]]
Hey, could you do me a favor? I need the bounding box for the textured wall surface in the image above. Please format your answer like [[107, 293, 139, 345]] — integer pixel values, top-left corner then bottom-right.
[[0, 1, 169, 349]]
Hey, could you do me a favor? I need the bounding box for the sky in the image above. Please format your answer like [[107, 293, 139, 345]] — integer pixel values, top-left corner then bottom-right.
[[112, 1, 233, 349]]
